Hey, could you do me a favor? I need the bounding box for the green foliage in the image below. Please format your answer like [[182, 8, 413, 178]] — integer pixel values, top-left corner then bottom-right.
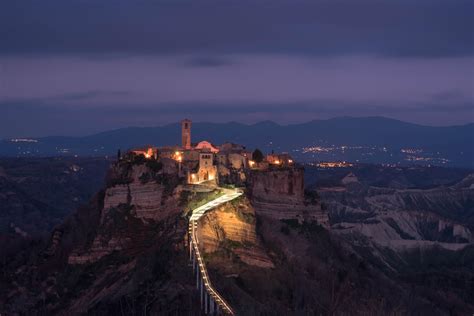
[[179, 190, 191, 207], [230, 195, 244, 207], [181, 190, 224, 213], [222, 239, 244, 249], [300, 221, 325, 235], [280, 218, 300, 229], [132, 154, 147, 165], [146, 159, 163, 172], [220, 183, 236, 189], [279, 219, 326, 237], [304, 189, 320, 205], [235, 208, 255, 224], [252, 149, 264, 163], [330, 208, 376, 224]]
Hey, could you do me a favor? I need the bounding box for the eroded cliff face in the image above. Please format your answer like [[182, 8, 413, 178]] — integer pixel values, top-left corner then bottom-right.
[[68, 162, 183, 264], [248, 167, 305, 203], [201, 209, 474, 315], [0, 159, 200, 315], [197, 196, 274, 268], [2, 158, 473, 315], [322, 175, 474, 251], [247, 167, 329, 226]]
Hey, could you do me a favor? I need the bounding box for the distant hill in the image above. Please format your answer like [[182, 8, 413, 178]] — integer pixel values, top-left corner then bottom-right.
[[0, 157, 110, 235], [1, 117, 473, 167]]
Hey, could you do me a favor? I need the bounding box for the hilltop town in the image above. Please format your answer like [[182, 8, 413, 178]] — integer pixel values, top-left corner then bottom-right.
[[129, 119, 295, 186]]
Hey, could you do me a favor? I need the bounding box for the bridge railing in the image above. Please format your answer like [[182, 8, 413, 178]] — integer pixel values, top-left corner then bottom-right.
[[189, 219, 234, 315]]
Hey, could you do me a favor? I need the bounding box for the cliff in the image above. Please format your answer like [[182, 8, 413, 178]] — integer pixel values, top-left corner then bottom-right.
[[2, 159, 473, 315], [0, 159, 201, 315], [68, 161, 183, 264], [247, 167, 329, 226], [197, 196, 274, 268], [322, 175, 474, 251]]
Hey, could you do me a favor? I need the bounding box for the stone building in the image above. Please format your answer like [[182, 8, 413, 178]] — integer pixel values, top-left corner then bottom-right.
[[131, 146, 156, 159], [266, 153, 293, 166], [128, 118, 296, 186], [181, 119, 192, 149], [195, 140, 219, 153], [188, 152, 218, 184]]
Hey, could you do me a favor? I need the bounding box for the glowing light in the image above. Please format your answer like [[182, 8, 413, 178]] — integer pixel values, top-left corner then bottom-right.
[[249, 160, 255, 166], [274, 160, 280, 164], [288, 159, 293, 164], [173, 151, 183, 162]]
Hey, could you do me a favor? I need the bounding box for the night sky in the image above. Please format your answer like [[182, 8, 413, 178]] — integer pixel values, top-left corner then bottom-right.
[[0, 0, 473, 138]]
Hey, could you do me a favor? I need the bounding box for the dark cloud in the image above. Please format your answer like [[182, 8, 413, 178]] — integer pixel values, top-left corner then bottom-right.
[[51, 91, 133, 102], [1, 0, 472, 57], [183, 56, 234, 68], [0, 0, 472, 137]]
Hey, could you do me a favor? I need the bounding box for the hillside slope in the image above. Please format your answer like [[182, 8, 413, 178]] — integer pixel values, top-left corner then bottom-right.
[[1, 160, 473, 315]]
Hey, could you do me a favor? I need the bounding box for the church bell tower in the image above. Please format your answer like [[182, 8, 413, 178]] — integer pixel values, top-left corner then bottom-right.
[[181, 119, 192, 149]]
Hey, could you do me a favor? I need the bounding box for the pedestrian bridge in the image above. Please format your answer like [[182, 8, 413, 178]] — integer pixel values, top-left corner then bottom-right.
[[188, 187, 243, 315]]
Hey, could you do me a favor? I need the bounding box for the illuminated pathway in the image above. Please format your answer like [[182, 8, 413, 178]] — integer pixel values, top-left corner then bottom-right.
[[190, 189, 243, 222], [188, 188, 243, 315]]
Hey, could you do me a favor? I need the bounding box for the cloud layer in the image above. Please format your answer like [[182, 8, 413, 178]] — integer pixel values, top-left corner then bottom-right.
[[0, 0, 473, 137], [2, 0, 473, 57]]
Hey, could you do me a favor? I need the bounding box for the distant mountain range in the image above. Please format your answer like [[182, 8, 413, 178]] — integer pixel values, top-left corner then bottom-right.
[[1, 117, 473, 168]]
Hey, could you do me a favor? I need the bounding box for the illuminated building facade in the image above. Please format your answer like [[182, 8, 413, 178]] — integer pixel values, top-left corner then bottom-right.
[[129, 118, 295, 185]]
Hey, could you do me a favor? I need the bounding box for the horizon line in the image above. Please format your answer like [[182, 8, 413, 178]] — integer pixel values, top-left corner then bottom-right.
[[2, 115, 473, 140]]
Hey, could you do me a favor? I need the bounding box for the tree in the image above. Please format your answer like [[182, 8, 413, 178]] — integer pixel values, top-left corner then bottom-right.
[[117, 149, 122, 160], [252, 149, 264, 163]]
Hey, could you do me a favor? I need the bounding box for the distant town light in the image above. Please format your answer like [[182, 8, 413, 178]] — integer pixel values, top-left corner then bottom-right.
[[9, 138, 38, 143]]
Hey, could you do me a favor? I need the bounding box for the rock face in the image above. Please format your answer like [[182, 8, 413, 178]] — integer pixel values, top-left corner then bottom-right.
[[69, 162, 182, 264], [102, 182, 180, 222], [0, 157, 197, 315], [248, 167, 305, 203], [102, 184, 129, 217], [247, 167, 329, 226], [217, 161, 247, 186], [197, 197, 274, 268], [322, 175, 474, 251]]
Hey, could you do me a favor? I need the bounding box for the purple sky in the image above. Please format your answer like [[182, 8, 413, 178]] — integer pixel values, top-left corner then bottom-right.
[[0, 0, 473, 137]]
